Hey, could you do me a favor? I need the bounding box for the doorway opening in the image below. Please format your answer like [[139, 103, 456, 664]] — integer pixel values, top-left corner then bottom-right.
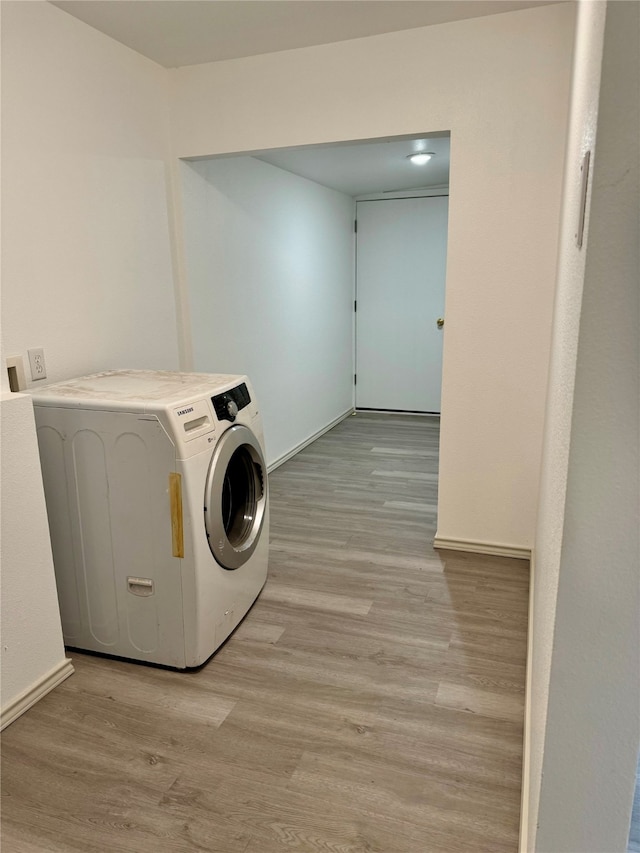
[[179, 131, 451, 491]]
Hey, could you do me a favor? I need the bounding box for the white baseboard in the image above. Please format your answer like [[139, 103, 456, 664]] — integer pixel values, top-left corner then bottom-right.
[[268, 408, 354, 473], [433, 535, 531, 561], [1, 658, 74, 731], [355, 409, 441, 419], [519, 549, 535, 853]]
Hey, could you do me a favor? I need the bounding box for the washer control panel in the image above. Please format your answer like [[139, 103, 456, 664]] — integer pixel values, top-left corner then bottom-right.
[[212, 383, 251, 423]]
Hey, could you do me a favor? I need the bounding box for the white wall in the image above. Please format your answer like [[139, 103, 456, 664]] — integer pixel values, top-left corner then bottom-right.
[[1, 1, 180, 386], [181, 157, 354, 465], [170, 3, 576, 552], [531, 2, 640, 850], [1, 394, 70, 724], [525, 1, 606, 846], [0, 1, 181, 721]]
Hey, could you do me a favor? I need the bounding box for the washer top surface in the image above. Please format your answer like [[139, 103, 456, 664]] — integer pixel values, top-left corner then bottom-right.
[[30, 370, 245, 409]]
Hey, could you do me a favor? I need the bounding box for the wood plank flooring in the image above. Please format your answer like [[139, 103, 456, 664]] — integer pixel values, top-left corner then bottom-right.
[[1, 412, 529, 853]]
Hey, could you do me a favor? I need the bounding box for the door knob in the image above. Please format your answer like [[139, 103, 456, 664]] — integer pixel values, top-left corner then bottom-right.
[[436, 317, 444, 329]]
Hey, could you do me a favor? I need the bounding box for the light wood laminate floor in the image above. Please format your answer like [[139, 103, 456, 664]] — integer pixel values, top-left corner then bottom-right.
[[1, 413, 529, 853]]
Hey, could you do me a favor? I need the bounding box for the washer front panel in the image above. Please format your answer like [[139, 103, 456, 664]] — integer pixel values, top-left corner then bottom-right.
[[204, 424, 267, 570]]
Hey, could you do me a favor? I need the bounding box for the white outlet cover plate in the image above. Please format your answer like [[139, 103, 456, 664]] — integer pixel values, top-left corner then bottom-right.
[[27, 348, 47, 381]]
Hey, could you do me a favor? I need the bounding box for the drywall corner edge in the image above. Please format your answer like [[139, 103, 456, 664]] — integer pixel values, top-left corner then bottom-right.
[[166, 159, 195, 372]]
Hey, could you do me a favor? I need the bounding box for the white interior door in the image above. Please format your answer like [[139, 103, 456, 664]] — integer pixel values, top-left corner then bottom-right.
[[355, 196, 449, 412]]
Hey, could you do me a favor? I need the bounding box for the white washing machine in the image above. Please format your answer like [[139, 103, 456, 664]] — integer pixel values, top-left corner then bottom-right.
[[31, 370, 269, 669]]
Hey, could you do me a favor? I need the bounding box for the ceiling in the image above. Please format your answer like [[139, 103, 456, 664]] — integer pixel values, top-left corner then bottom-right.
[[48, 0, 560, 196], [50, 0, 563, 69], [253, 135, 450, 197]]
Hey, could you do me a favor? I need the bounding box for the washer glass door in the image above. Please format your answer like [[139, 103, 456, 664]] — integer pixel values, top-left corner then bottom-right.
[[204, 424, 267, 570]]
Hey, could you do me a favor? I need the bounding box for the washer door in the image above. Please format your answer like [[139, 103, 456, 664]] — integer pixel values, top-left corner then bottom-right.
[[204, 424, 267, 570]]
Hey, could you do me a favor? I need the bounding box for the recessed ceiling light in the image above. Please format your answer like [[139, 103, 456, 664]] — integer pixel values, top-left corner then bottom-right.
[[407, 152, 434, 165]]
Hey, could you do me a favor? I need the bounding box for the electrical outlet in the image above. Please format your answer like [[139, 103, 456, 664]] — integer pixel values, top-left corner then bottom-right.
[[27, 347, 47, 381]]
